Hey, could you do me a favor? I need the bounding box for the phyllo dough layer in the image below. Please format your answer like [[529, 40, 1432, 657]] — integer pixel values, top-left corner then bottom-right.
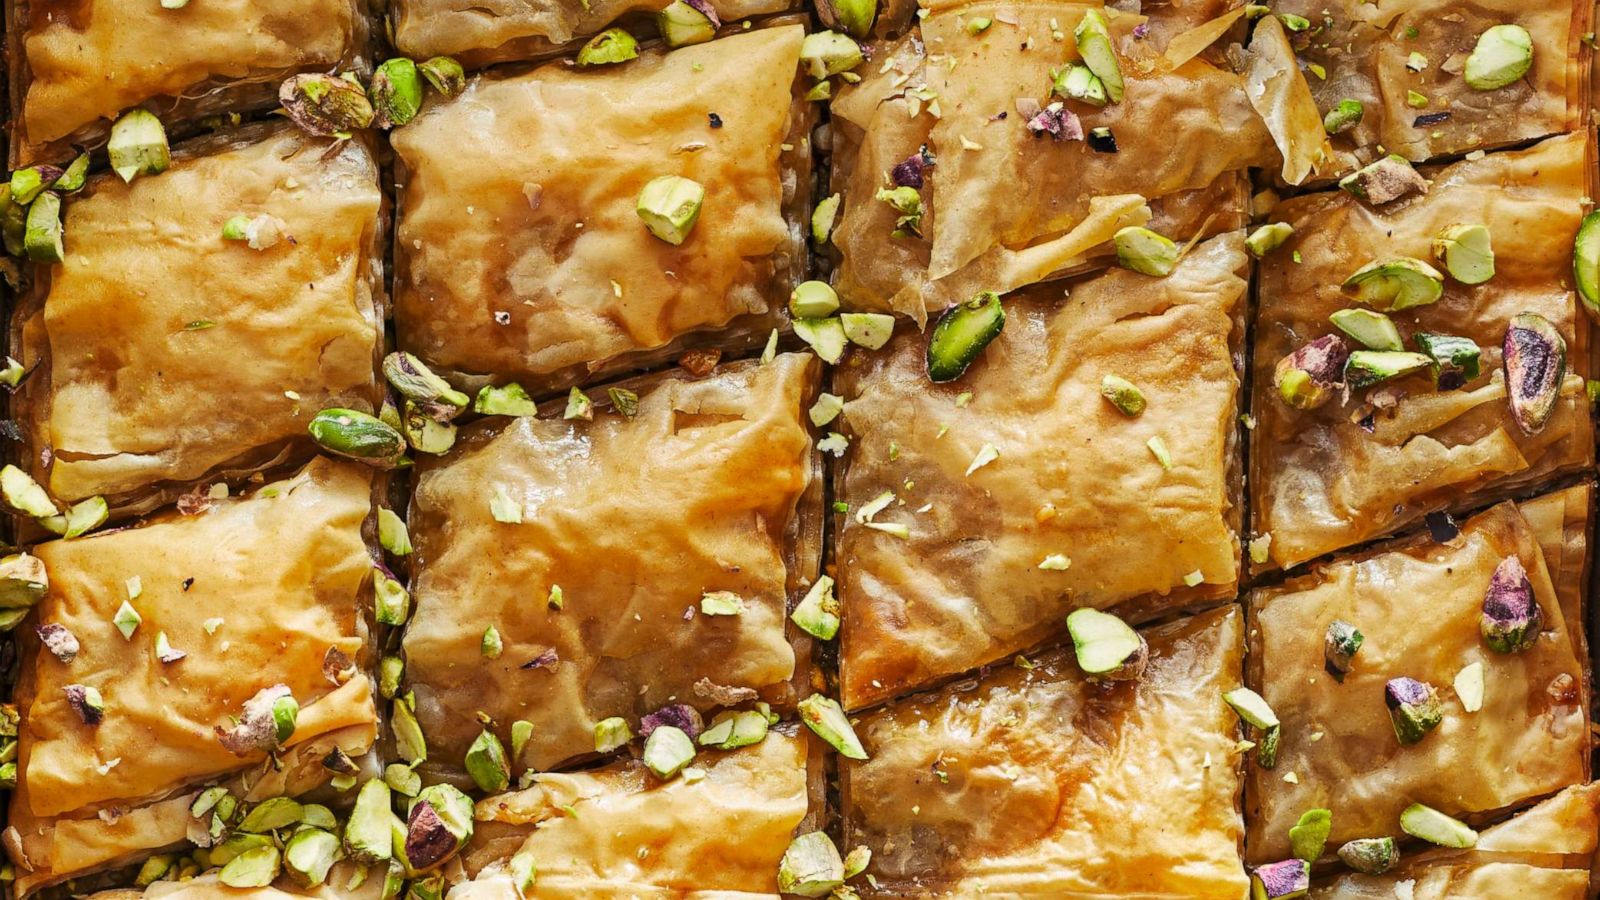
[[1251, 131, 1594, 570], [13, 125, 384, 518], [1245, 495, 1590, 863], [1273, 0, 1589, 179], [392, 0, 795, 68], [834, 233, 1246, 710], [1311, 781, 1600, 898], [402, 354, 820, 777], [392, 25, 811, 395], [5, 458, 380, 894], [842, 606, 1247, 899], [9, 0, 373, 165], [827, 0, 1273, 318], [452, 731, 810, 897]]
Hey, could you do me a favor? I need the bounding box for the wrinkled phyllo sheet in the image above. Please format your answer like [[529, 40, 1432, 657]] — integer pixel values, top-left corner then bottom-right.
[[8, 0, 373, 165], [834, 233, 1246, 710], [826, 0, 1274, 319], [842, 607, 1247, 899], [1311, 781, 1600, 898], [392, 25, 811, 396], [451, 732, 810, 897], [12, 125, 385, 520], [1250, 131, 1594, 571], [1274, 0, 1589, 180], [402, 354, 820, 778], [392, 0, 796, 68], [1245, 496, 1590, 864], [4, 458, 380, 895]]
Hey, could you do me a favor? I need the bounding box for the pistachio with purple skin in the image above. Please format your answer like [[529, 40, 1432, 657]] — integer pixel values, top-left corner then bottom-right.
[[403, 784, 474, 871], [215, 684, 298, 756], [1249, 859, 1309, 899], [1385, 677, 1442, 745], [37, 623, 79, 664], [65, 684, 104, 725], [1502, 312, 1566, 435], [278, 74, 375, 137], [890, 146, 935, 189], [640, 703, 705, 739], [1481, 555, 1541, 653], [1274, 334, 1350, 410], [1025, 102, 1084, 141]]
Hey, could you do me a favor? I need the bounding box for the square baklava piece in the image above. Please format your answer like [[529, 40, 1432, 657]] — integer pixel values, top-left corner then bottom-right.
[[400, 354, 822, 779], [8, 0, 374, 165], [842, 607, 1247, 898], [5, 459, 380, 895], [1245, 489, 1590, 865], [834, 233, 1246, 708], [391, 25, 811, 395], [1250, 131, 1593, 570], [12, 125, 385, 520]]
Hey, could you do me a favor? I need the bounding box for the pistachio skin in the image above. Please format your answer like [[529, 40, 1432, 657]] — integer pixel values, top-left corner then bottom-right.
[[418, 57, 466, 97], [370, 58, 424, 129], [1480, 555, 1542, 653], [1337, 837, 1398, 875], [1338, 155, 1429, 205], [1384, 677, 1442, 746], [1249, 859, 1310, 899], [1502, 312, 1566, 435], [1274, 334, 1349, 410]]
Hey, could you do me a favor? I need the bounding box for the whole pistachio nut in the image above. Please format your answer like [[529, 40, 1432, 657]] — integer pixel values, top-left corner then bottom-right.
[[1384, 676, 1442, 746], [1480, 555, 1541, 653], [370, 58, 424, 129], [1338, 155, 1429, 206], [419, 57, 467, 97], [309, 408, 406, 465], [1337, 837, 1398, 875], [1274, 334, 1350, 410], [1249, 859, 1310, 899], [1323, 620, 1363, 682], [279, 73, 376, 137], [1502, 312, 1566, 435]]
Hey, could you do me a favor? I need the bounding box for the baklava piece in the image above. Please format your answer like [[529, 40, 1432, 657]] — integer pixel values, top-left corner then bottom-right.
[[392, 25, 811, 395], [9, 0, 373, 165], [1251, 131, 1593, 571], [392, 0, 795, 68], [4, 459, 380, 896], [842, 607, 1248, 898], [835, 233, 1246, 709], [450, 731, 811, 896], [400, 354, 821, 779], [12, 125, 384, 521], [1274, 0, 1589, 179], [826, 0, 1276, 318], [1245, 496, 1589, 865]]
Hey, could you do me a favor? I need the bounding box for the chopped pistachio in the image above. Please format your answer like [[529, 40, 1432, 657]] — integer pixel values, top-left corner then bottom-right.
[[418, 57, 467, 98], [237, 796, 304, 833], [1572, 211, 1600, 315], [594, 716, 632, 753], [64, 684, 104, 725], [54, 153, 90, 193], [511, 719, 534, 758], [284, 827, 340, 887], [795, 317, 848, 364], [378, 508, 413, 556], [577, 28, 639, 66], [809, 393, 845, 427], [379, 655, 405, 699], [489, 487, 523, 524], [134, 855, 175, 887], [607, 387, 640, 419], [642, 724, 697, 779], [800, 31, 863, 80], [308, 408, 405, 466], [1245, 222, 1294, 258], [1038, 554, 1071, 571], [279, 74, 375, 136], [1250, 859, 1310, 899], [563, 386, 594, 421], [1113, 226, 1179, 277], [385, 761, 421, 796], [10, 165, 60, 206], [1337, 837, 1399, 875], [405, 783, 475, 871], [0, 466, 54, 518], [39, 496, 108, 539], [798, 694, 867, 759], [699, 591, 745, 616], [215, 684, 297, 755], [508, 851, 537, 898], [790, 575, 840, 640], [1053, 64, 1107, 107], [1073, 9, 1124, 102], [481, 625, 504, 659], [1480, 555, 1541, 653], [1279, 13, 1310, 31], [113, 601, 142, 639], [1065, 608, 1147, 681], [1385, 676, 1442, 745], [966, 16, 992, 34], [547, 584, 565, 610], [1099, 374, 1145, 416], [402, 400, 456, 454], [1341, 257, 1444, 311], [657, 0, 718, 47], [699, 710, 769, 749], [1400, 803, 1477, 848], [1323, 620, 1364, 682], [636, 174, 704, 244], [965, 443, 999, 475], [384, 352, 469, 419], [1464, 24, 1532, 90], [154, 631, 186, 664], [1323, 98, 1364, 135], [374, 567, 411, 625], [875, 185, 923, 236], [1406, 51, 1428, 71], [1454, 661, 1484, 713], [23, 191, 64, 263], [1412, 332, 1480, 390], [1146, 436, 1172, 470], [1406, 89, 1429, 108], [392, 694, 428, 764], [1289, 808, 1332, 861], [108, 109, 171, 182], [1432, 223, 1494, 284], [466, 728, 511, 793], [791, 280, 841, 319], [1344, 350, 1432, 389], [1502, 312, 1565, 435], [370, 58, 424, 129], [778, 832, 846, 898], [1329, 308, 1403, 352], [0, 357, 25, 389], [812, 194, 842, 244], [1224, 687, 1279, 730], [219, 844, 282, 888], [1339, 155, 1429, 205], [344, 779, 395, 864]]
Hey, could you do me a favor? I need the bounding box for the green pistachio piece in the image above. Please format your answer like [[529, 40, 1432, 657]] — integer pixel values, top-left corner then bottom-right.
[[384, 352, 469, 419], [874, 185, 922, 236], [1323, 98, 1364, 135], [219, 844, 282, 888], [778, 832, 846, 898], [966, 16, 992, 34], [790, 280, 841, 319], [405, 783, 475, 871], [113, 601, 142, 639], [23, 191, 64, 263], [1480, 555, 1540, 653], [1223, 687, 1279, 729], [0, 554, 47, 610], [794, 317, 848, 364], [481, 625, 504, 659], [1344, 350, 1432, 390], [1245, 222, 1294, 258], [379, 656, 405, 699], [134, 855, 175, 887], [642, 724, 696, 779], [1502, 312, 1566, 435], [212, 833, 272, 867], [1406, 89, 1429, 109], [511, 719, 534, 759], [108, 109, 171, 182], [238, 796, 304, 833], [1053, 64, 1107, 106], [466, 728, 511, 793], [1323, 620, 1364, 682], [607, 387, 640, 419], [1289, 808, 1332, 861], [0, 357, 24, 389], [346, 779, 396, 864], [1339, 155, 1429, 206], [402, 401, 457, 455], [284, 827, 340, 887], [1275, 335, 1350, 410], [54, 153, 89, 193], [809, 393, 844, 427], [418, 57, 467, 98], [822, 0, 876, 38], [812, 193, 841, 244], [392, 695, 428, 763], [1400, 803, 1477, 847], [309, 408, 406, 465], [474, 383, 537, 417], [1250, 859, 1309, 899], [1412, 332, 1481, 389], [1337, 837, 1398, 874], [927, 291, 1004, 383], [842, 312, 895, 349], [10, 165, 60, 206], [699, 709, 769, 749], [370, 58, 424, 129], [564, 386, 594, 420], [385, 761, 421, 796], [798, 694, 867, 759], [1385, 677, 1442, 745], [699, 591, 744, 615], [508, 850, 537, 898], [0, 465, 55, 518], [1341, 257, 1444, 311], [64, 683, 104, 724], [1433, 223, 1494, 285], [374, 568, 411, 626], [636, 174, 704, 245], [272, 694, 300, 744], [1573, 211, 1600, 315], [379, 508, 413, 556], [594, 716, 633, 753], [39, 495, 108, 539], [1065, 608, 1147, 680], [279, 73, 376, 136], [1073, 9, 1124, 102], [1099, 374, 1146, 416], [1330, 308, 1403, 351], [1464, 24, 1532, 90], [800, 32, 864, 80], [0, 185, 21, 257], [1113, 226, 1178, 277], [578, 28, 639, 67], [790, 575, 840, 640], [657, 0, 718, 47], [301, 803, 337, 830]]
